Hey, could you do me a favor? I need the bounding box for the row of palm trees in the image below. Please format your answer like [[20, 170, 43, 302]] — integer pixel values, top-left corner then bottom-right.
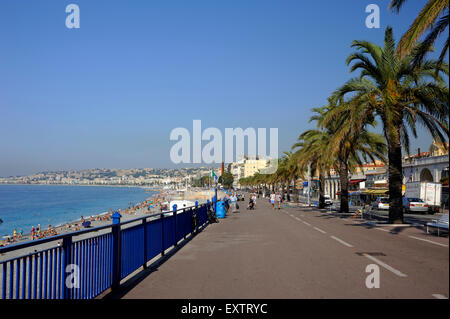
[[240, 1, 449, 224]]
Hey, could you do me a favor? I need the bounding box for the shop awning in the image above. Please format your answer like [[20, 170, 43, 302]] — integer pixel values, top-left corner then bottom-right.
[[362, 189, 389, 195], [349, 179, 364, 184]]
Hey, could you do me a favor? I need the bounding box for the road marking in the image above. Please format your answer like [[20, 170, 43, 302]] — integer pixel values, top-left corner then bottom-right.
[[330, 236, 353, 247], [374, 228, 390, 232], [408, 236, 449, 248], [362, 253, 407, 278], [302, 221, 311, 226], [432, 294, 448, 299], [295, 217, 303, 222], [313, 227, 326, 234]]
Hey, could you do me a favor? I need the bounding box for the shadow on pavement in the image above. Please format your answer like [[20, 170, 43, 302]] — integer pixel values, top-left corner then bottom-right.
[[103, 223, 210, 299]]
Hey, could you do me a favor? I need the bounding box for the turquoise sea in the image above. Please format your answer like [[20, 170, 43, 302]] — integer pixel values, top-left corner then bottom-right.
[[0, 185, 157, 237]]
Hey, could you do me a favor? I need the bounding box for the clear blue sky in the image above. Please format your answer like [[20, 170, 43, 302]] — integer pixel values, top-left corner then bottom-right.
[[0, 0, 447, 176]]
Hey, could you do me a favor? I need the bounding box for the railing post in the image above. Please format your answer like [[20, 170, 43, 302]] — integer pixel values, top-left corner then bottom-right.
[[173, 204, 178, 247], [194, 201, 199, 234], [111, 211, 122, 291], [142, 218, 148, 269], [62, 235, 72, 299], [183, 208, 186, 239], [161, 213, 165, 256]]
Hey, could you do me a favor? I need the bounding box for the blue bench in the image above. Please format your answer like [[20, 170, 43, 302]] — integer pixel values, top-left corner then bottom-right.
[[426, 214, 449, 236]]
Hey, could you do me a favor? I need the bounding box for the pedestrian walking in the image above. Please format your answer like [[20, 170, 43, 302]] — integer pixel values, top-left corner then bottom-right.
[[230, 193, 238, 212], [270, 192, 276, 210], [275, 192, 282, 209], [251, 193, 257, 208]]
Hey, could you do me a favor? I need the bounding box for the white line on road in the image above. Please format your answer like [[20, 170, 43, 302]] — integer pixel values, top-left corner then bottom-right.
[[295, 217, 303, 222], [432, 294, 448, 299], [313, 227, 326, 234], [303, 221, 311, 226], [408, 236, 449, 248], [375, 228, 390, 232], [362, 253, 407, 278], [330, 236, 353, 247]]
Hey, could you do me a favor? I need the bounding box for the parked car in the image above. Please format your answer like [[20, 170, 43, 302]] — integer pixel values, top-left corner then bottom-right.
[[372, 197, 389, 210], [402, 197, 429, 214], [324, 195, 332, 206]]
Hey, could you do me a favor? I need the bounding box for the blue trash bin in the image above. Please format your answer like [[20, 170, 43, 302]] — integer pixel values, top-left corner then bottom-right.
[[216, 201, 226, 218]]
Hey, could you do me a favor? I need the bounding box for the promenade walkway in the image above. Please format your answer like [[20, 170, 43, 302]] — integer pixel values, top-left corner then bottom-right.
[[112, 194, 448, 299]]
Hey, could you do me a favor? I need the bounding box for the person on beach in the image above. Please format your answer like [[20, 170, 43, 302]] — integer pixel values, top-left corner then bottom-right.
[[31, 226, 35, 240], [19, 229, 23, 239], [270, 192, 276, 209], [13, 229, 17, 239]]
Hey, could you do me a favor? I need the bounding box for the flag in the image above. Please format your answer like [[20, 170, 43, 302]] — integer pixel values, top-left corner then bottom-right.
[[211, 170, 218, 182]]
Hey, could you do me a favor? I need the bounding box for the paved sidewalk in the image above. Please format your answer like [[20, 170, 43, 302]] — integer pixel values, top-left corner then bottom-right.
[[115, 194, 448, 299]]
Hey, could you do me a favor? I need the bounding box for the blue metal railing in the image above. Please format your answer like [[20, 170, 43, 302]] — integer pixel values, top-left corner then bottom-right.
[[0, 200, 214, 299]]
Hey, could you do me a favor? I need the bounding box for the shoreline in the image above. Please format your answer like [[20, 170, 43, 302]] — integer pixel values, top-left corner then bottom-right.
[[0, 183, 160, 189], [0, 188, 222, 250], [0, 188, 167, 248]]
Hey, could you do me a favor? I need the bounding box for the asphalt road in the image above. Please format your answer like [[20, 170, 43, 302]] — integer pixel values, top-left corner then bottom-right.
[[117, 194, 449, 299]]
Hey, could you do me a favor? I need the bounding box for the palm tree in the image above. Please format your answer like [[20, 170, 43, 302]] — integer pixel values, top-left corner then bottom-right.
[[321, 99, 388, 213], [293, 128, 334, 209], [332, 26, 449, 223], [390, 0, 449, 70], [284, 151, 306, 203]]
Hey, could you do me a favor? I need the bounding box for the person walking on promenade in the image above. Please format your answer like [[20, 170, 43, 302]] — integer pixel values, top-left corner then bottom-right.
[[251, 193, 257, 209], [230, 193, 238, 213], [270, 192, 276, 210], [31, 226, 35, 240], [13, 229, 17, 240], [275, 192, 282, 210]]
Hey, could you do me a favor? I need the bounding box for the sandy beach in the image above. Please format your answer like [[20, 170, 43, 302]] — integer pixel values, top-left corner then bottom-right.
[[0, 188, 225, 261], [0, 189, 164, 247]]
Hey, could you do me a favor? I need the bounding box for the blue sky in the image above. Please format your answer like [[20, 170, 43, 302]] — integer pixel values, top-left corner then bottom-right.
[[0, 0, 448, 176]]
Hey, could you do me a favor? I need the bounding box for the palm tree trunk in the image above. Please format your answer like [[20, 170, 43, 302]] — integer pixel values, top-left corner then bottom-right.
[[319, 173, 325, 208], [286, 180, 291, 201], [388, 134, 404, 224], [339, 160, 349, 213], [293, 176, 299, 203]]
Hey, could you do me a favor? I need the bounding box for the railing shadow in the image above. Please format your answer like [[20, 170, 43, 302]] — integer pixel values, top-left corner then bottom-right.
[[103, 223, 210, 299]]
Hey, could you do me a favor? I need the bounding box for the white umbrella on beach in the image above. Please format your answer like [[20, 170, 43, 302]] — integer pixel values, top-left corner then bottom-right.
[[2, 235, 12, 239]]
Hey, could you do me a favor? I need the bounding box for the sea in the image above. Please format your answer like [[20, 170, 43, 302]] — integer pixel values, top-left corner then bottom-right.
[[0, 184, 157, 237]]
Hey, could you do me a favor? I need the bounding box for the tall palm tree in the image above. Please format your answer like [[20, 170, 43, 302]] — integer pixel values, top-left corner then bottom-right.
[[390, 0, 449, 69], [331, 26, 449, 223], [321, 99, 388, 213]]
